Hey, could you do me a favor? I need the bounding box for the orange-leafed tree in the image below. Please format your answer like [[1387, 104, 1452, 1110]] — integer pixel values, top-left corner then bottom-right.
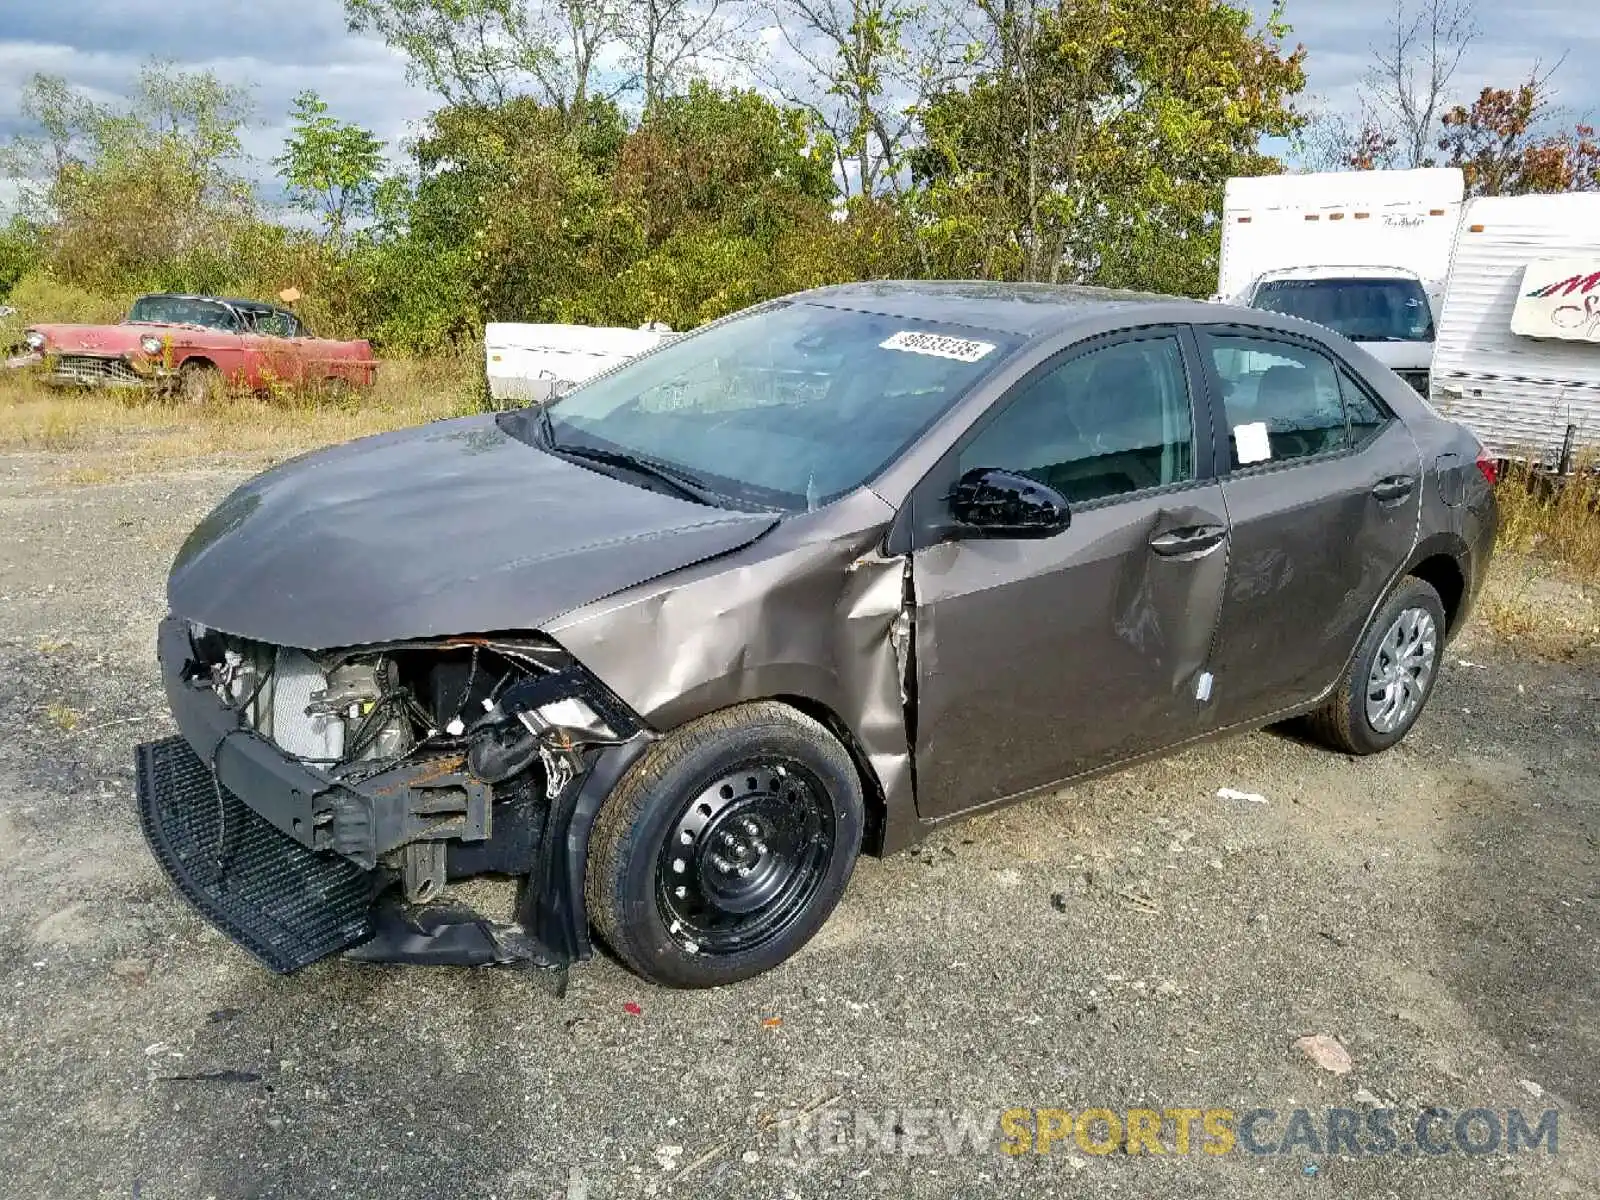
[[1437, 79, 1598, 195]]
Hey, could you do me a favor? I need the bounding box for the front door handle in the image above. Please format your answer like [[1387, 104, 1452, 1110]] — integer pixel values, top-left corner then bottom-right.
[[1371, 475, 1416, 504], [1149, 524, 1227, 557]]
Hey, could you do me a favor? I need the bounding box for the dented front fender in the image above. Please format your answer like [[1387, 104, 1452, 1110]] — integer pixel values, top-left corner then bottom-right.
[[543, 488, 922, 854]]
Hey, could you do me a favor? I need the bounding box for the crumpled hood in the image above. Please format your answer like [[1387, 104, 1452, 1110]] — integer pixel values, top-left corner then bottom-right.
[[168, 414, 778, 649]]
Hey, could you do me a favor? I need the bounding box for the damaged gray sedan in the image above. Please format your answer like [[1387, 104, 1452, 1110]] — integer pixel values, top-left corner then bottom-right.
[[138, 282, 1498, 988]]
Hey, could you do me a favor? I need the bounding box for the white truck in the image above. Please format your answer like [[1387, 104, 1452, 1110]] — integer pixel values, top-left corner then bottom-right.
[[484, 321, 675, 405], [1217, 167, 1466, 394], [1428, 192, 1600, 465]]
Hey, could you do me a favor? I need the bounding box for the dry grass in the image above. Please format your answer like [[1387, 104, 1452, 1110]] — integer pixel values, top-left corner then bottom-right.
[[44, 701, 82, 732], [0, 356, 481, 478], [1478, 559, 1599, 660], [1493, 458, 1600, 584], [1473, 460, 1600, 659]]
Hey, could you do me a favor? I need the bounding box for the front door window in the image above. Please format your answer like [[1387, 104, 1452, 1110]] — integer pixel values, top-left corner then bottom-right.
[[959, 336, 1195, 503]]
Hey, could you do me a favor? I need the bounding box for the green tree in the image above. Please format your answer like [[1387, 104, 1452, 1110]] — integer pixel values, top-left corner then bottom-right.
[[585, 83, 840, 325], [345, 0, 630, 118], [912, 0, 1306, 294], [370, 97, 634, 344], [275, 91, 387, 241], [0, 62, 256, 292], [0, 217, 43, 300]]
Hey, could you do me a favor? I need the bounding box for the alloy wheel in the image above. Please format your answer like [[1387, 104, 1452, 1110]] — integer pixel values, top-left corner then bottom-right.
[[1364, 606, 1438, 734]]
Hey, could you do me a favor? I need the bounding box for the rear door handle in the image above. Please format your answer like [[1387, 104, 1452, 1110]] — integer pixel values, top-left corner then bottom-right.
[[1149, 524, 1227, 557], [1371, 475, 1416, 503]]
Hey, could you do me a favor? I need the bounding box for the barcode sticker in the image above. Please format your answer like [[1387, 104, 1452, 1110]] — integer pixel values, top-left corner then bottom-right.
[[880, 330, 996, 363]]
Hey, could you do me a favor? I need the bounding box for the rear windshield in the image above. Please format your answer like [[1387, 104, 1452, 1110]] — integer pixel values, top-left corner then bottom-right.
[[1252, 278, 1434, 343], [126, 296, 238, 331], [520, 301, 1022, 511]]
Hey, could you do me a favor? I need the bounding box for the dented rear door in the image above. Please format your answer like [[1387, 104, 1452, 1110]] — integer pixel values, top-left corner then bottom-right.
[[1193, 327, 1424, 727]]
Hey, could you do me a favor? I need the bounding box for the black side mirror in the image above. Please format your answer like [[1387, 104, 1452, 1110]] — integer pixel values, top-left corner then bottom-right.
[[947, 467, 1071, 539]]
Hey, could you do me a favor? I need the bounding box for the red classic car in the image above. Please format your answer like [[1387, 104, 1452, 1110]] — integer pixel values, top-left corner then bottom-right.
[[7, 293, 377, 402]]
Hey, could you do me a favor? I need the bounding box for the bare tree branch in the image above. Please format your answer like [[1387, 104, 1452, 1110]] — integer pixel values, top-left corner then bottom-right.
[[1362, 0, 1477, 167]]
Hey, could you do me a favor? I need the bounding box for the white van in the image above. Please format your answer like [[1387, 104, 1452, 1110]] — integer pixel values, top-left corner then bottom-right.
[[1217, 168, 1465, 393], [1429, 193, 1600, 464], [485, 322, 675, 405]]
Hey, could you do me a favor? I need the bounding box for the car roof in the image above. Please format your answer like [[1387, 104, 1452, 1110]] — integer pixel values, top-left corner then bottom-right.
[[138, 293, 288, 315], [790, 279, 1360, 346], [792, 280, 1233, 338]]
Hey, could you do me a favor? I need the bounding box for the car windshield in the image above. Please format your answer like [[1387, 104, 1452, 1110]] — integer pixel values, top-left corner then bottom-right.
[[517, 301, 1022, 511], [1251, 278, 1435, 343], [125, 296, 239, 330]]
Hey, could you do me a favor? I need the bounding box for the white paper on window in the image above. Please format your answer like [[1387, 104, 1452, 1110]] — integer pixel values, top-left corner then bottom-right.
[[1234, 421, 1272, 464]]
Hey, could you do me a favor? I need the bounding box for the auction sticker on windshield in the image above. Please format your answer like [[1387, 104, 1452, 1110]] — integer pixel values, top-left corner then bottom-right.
[[880, 330, 997, 363]]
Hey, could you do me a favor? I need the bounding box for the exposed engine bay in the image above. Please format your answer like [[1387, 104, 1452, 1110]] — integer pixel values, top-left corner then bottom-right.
[[185, 622, 643, 908]]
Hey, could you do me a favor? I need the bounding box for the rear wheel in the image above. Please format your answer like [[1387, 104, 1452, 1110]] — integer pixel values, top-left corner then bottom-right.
[[177, 360, 223, 406], [586, 702, 864, 988], [1305, 576, 1446, 755]]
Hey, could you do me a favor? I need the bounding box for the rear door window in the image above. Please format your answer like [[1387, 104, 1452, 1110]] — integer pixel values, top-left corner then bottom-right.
[[1202, 334, 1388, 470]]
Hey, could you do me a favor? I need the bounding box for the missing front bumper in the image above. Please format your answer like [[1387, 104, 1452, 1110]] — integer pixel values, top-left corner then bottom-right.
[[147, 613, 654, 976], [136, 735, 378, 973], [136, 735, 571, 979]]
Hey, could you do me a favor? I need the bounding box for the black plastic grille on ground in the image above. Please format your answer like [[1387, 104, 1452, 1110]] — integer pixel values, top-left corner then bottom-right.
[[135, 735, 376, 973]]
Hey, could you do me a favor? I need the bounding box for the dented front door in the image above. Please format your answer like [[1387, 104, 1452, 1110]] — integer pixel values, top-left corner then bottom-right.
[[902, 328, 1229, 820], [909, 491, 1229, 818]]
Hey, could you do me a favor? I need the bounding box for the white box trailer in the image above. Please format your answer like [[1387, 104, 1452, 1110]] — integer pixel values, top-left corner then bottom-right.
[[485, 322, 675, 404], [1429, 193, 1600, 463], [1217, 168, 1465, 391]]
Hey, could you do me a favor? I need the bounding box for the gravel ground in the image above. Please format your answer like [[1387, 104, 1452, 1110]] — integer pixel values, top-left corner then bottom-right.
[[0, 448, 1596, 1200]]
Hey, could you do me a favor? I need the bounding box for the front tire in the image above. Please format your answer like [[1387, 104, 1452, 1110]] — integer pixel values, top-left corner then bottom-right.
[[177, 360, 223, 406], [1305, 576, 1446, 755], [586, 702, 864, 988]]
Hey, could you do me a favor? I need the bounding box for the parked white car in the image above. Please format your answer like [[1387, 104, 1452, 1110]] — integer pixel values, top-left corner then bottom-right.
[[485, 322, 675, 405], [1429, 193, 1600, 464], [1217, 168, 1464, 394]]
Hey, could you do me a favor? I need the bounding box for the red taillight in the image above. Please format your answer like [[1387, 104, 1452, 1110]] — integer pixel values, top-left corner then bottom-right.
[[1475, 453, 1498, 486]]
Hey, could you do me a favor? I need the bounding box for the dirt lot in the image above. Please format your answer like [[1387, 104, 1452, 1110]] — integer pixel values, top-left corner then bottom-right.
[[1, 446, 1597, 1200]]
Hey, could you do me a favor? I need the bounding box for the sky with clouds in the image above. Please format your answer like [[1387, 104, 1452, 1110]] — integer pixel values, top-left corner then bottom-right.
[[0, 0, 1594, 207]]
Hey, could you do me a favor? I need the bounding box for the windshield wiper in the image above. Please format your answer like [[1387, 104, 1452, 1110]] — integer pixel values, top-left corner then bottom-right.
[[535, 402, 557, 448], [552, 442, 725, 506]]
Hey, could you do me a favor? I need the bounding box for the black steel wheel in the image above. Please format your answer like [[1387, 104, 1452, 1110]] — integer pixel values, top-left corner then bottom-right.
[[655, 760, 835, 957], [587, 702, 864, 988]]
